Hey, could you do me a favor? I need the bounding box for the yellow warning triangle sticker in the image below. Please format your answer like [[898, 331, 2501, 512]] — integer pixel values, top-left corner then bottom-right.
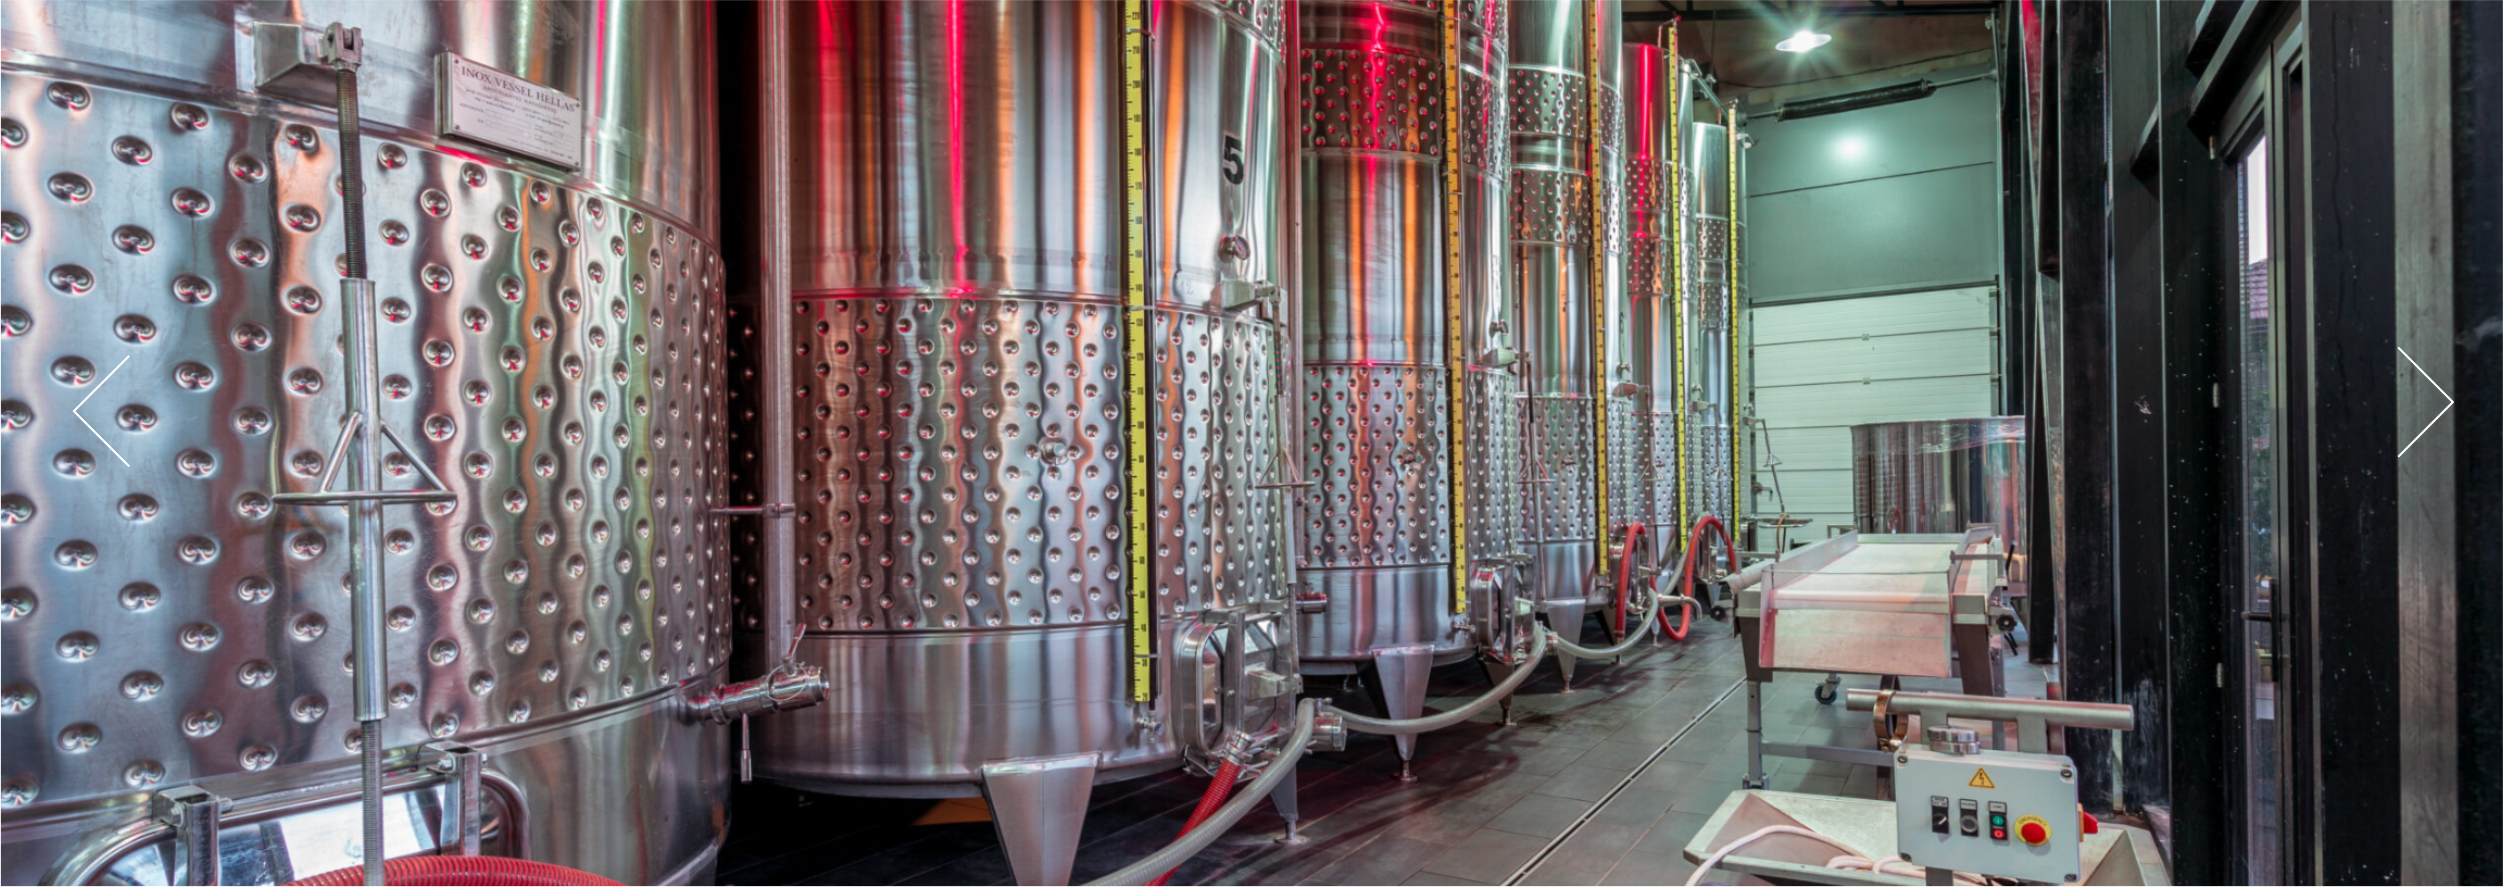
[[1968, 768, 1996, 789]]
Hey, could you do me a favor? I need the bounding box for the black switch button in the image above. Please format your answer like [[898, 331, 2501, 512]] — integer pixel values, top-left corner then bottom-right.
[[1958, 799, 1980, 837], [1930, 796, 1951, 835]]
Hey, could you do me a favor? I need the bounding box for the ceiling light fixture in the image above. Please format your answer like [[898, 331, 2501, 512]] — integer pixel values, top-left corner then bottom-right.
[[1776, 29, 1832, 53]]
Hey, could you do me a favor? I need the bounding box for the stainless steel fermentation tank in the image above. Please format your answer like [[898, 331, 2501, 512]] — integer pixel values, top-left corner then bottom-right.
[[1684, 113, 1741, 532], [1851, 418, 2028, 546], [2, 2, 734, 883], [1509, 0, 1623, 648], [731, 1, 1298, 882], [1623, 48, 1746, 555], [1616, 38, 1680, 560], [1292, 0, 1521, 753]]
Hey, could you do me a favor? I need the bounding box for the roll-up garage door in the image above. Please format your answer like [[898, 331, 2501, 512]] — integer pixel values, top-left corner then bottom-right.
[[1745, 285, 1999, 532]]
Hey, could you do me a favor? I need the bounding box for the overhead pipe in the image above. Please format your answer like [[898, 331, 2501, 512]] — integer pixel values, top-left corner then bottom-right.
[[1625, 3, 1996, 22], [1771, 71, 1993, 120]]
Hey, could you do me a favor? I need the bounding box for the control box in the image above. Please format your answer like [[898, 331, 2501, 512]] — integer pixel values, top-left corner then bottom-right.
[[1893, 744, 2081, 883]]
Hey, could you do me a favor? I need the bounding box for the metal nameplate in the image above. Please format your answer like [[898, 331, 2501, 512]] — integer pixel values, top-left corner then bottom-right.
[[436, 53, 583, 168]]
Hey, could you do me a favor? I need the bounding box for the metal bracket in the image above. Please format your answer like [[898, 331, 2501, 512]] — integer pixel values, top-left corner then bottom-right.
[[250, 21, 364, 98], [151, 786, 229, 886], [1223, 280, 1279, 320], [424, 742, 487, 857], [273, 290, 458, 511], [320, 22, 365, 69], [270, 412, 459, 506]]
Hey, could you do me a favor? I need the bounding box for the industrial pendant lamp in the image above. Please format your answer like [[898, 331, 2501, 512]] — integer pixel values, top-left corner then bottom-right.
[[1776, 29, 1831, 52]]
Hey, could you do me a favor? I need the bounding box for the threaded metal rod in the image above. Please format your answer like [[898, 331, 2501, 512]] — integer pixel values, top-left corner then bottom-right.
[[360, 721, 383, 884], [335, 68, 366, 279], [333, 44, 385, 887]]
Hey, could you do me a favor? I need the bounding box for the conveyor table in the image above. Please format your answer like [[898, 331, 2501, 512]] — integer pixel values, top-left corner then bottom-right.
[[1734, 529, 2010, 786]]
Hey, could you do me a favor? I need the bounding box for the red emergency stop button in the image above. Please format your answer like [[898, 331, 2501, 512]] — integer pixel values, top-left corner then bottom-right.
[[2016, 814, 2051, 846]]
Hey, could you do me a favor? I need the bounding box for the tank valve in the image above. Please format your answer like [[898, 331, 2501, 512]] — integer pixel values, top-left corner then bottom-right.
[[1306, 709, 1347, 753], [686, 664, 830, 724], [1244, 666, 1297, 700]]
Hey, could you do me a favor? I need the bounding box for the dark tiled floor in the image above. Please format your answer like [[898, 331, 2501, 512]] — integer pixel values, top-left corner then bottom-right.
[[1505, 640, 2057, 886], [717, 619, 2053, 886]]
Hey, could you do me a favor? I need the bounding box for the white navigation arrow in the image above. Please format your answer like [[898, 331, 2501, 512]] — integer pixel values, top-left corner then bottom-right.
[[2398, 346, 2453, 460], [73, 355, 131, 467]]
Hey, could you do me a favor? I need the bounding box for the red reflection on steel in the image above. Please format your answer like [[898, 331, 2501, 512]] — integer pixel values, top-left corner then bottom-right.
[[948, 0, 968, 280]]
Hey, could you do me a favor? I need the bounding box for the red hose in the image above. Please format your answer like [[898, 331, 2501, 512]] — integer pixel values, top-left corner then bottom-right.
[[1660, 515, 1736, 642], [287, 857, 619, 886], [1610, 522, 1650, 635], [1146, 758, 1243, 886]]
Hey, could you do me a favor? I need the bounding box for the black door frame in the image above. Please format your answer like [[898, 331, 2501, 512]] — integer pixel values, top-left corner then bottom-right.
[[2210, 17, 2307, 879]]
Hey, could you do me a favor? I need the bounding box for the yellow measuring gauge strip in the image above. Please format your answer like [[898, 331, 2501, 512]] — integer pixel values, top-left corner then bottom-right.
[[1725, 102, 1742, 535], [1121, 0, 1154, 704], [1442, 2, 1469, 616], [1669, 28, 1689, 540], [1585, 1, 1611, 577]]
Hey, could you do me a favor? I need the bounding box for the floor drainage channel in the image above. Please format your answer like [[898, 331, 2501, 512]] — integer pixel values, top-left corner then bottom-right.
[[1502, 677, 1748, 886]]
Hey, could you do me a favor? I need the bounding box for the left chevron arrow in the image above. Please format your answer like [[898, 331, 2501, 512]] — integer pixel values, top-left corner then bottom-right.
[[73, 355, 131, 467]]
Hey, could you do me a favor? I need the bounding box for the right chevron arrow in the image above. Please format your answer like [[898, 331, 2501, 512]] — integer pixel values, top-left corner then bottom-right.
[[2399, 346, 2455, 459]]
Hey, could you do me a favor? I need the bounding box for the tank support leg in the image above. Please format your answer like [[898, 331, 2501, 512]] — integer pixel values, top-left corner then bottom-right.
[[151, 786, 225, 887], [1481, 658, 1519, 726], [1743, 680, 1767, 789], [979, 753, 1101, 886], [1546, 600, 1586, 692], [1269, 763, 1305, 844], [1372, 644, 1433, 780]]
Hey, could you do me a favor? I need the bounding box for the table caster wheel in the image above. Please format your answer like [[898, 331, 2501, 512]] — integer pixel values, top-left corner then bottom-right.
[[1813, 683, 1838, 705]]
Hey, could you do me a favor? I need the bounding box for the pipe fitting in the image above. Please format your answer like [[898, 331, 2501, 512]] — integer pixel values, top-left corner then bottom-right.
[[685, 664, 830, 724], [1307, 709, 1346, 753]]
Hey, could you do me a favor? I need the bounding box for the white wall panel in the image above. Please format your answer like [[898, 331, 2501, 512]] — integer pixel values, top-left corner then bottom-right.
[[1746, 287, 1997, 531]]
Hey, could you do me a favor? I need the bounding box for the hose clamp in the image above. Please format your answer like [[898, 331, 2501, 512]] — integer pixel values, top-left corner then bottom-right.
[[1306, 708, 1347, 753], [1871, 688, 1910, 752]]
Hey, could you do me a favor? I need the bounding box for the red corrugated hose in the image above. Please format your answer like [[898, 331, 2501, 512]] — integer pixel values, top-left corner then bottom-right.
[[1661, 515, 1735, 642], [1145, 757, 1244, 886], [1609, 522, 1651, 636], [286, 856, 620, 886]]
